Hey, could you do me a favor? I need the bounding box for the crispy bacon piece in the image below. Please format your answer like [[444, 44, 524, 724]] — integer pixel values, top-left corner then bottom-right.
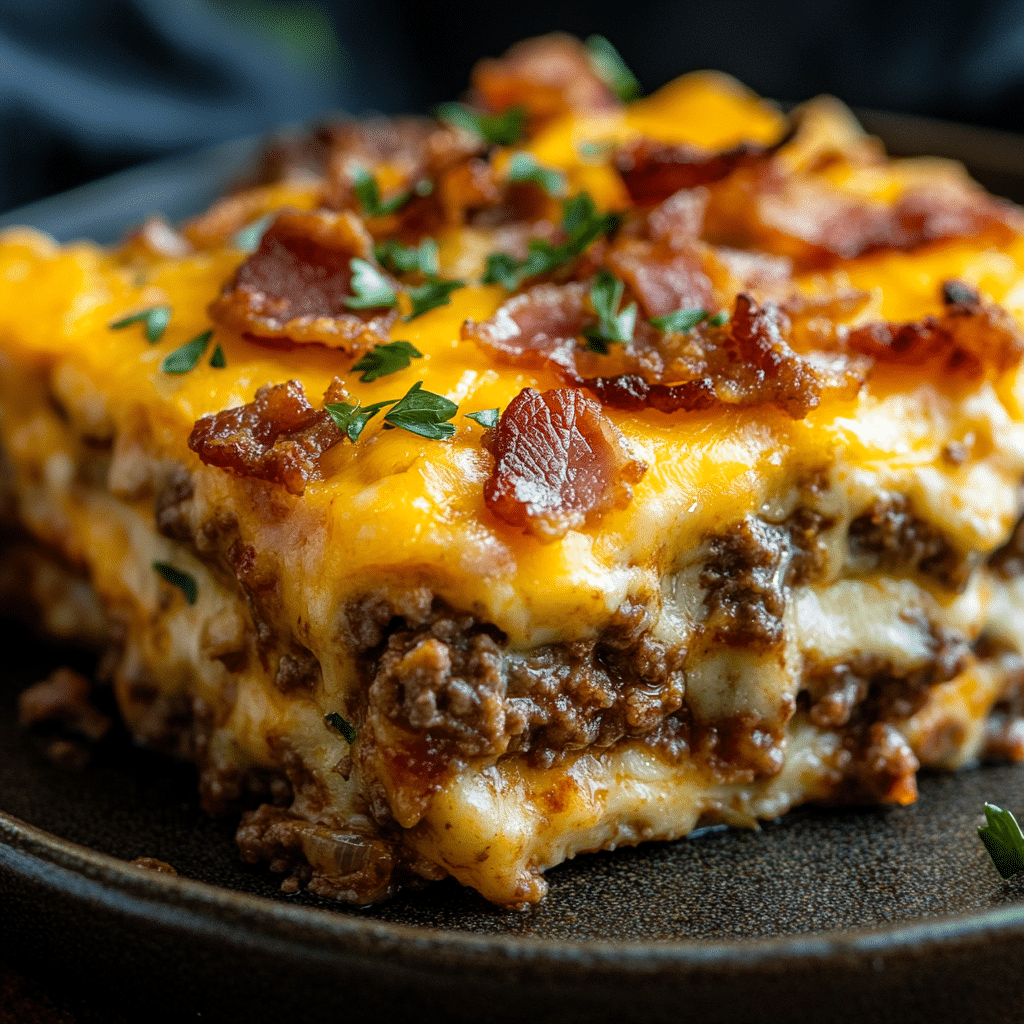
[[208, 210, 396, 352], [607, 241, 714, 318], [483, 388, 647, 542], [616, 137, 781, 206], [189, 379, 347, 496], [845, 280, 1024, 373], [471, 34, 620, 129]]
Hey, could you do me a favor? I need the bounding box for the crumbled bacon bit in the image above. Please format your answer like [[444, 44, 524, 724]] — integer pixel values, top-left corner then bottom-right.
[[607, 242, 714, 318], [845, 281, 1024, 373], [616, 137, 781, 206], [483, 388, 647, 541], [471, 34, 620, 129], [188, 379, 348, 496], [208, 209, 396, 352]]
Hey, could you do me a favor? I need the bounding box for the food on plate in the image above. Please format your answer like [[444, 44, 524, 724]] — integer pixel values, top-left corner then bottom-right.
[[2, 33, 1024, 907]]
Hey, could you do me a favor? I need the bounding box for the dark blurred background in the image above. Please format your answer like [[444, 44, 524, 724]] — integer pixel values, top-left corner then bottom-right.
[[2, 0, 1024, 214]]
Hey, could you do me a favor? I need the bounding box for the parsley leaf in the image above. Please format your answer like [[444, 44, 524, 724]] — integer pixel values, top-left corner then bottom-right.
[[352, 340, 423, 383], [651, 308, 707, 333], [374, 237, 440, 277], [482, 193, 620, 291], [405, 277, 464, 320], [505, 152, 566, 196], [435, 102, 526, 146], [345, 258, 397, 310], [208, 343, 226, 368], [153, 562, 197, 605], [585, 35, 642, 102], [352, 167, 430, 218], [325, 398, 398, 443], [384, 381, 458, 439], [979, 803, 1024, 879], [231, 213, 274, 253], [110, 305, 171, 344], [709, 310, 730, 327], [325, 711, 357, 744], [465, 408, 499, 429], [584, 270, 637, 353], [161, 330, 213, 374], [482, 252, 524, 290]]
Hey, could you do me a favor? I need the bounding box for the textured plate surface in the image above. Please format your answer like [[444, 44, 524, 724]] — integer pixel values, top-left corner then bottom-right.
[[2, 112, 1024, 1024]]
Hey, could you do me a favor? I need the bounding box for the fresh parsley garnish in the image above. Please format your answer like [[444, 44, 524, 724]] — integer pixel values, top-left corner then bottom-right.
[[374, 237, 440, 277], [153, 562, 197, 605], [352, 167, 431, 218], [651, 308, 707, 333], [584, 270, 637, 353], [325, 398, 399, 442], [231, 213, 274, 253], [709, 310, 730, 327], [505, 152, 566, 196], [325, 712, 357, 744], [481, 192, 620, 291], [577, 140, 615, 160], [345, 258, 397, 310], [110, 305, 171, 344], [161, 330, 213, 374], [585, 35, 642, 101], [405, 277, 464, 320], [352, 340, 423, 382], [435, 102, 526, 146], [979, 803, 1024, 879], [384, 381, 459, 439], [208, 343, 226, 368], [465, 408, 499, 429]]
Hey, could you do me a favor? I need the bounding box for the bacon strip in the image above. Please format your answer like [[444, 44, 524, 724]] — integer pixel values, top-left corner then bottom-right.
[[209, 210, 397, 353], [483, 388, 647, 542], [189, 380, 347, 496], [845, 280, 1024, 373], [471, 34, 620, 130]]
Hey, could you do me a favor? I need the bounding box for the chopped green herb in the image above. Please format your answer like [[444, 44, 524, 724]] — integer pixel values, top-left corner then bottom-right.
[[709, 310, 730, 327], [384, 381, 458, 439], [979, 803, 1024, 879], [651, 308, 707, 333], [505, 152, 566, 196], [434, 102, 526, 146], [345, 258, 397, 310], [208, 343, 226, 369], [465, 408, 500, 429], [352, 340, 423, 383], [577, 140, 615, 160], [585, 35, 642, 101], [231, 213, 274, 253], [325, 712, 357, 744], [584, 270, 637, 353], [352, 167, 429, 218], [405, 277, 465, 320], [374, 237, 440, 277], [481, 252, 523, 289], [325, 398, 399, 443], [153, 562, 197, 605], [109, 305, 172, 344], [161, 330, 213, 374], [482, 193, 621, 291]]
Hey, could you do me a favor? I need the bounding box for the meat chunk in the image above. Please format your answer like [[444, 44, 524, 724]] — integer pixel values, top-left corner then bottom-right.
[[208, 209, 396, 352], [189, 379, 346, 496], [483, 387, 647, 542]]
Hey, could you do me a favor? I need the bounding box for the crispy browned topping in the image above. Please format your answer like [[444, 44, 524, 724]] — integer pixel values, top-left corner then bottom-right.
[[188, 379, 347, 496], [845, 279, 1024, 373], [616, 137, 779, 206], [483, 387, 647, 541], [471, 33, 619, 129], [208, 209, 396, 352]]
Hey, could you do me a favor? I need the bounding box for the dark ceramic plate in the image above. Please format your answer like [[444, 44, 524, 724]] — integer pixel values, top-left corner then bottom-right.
[[3, 113, 1024, 1024]]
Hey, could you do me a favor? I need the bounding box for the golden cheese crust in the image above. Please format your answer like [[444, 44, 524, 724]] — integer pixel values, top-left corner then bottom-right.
[[3, 34, 1024, 906]]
